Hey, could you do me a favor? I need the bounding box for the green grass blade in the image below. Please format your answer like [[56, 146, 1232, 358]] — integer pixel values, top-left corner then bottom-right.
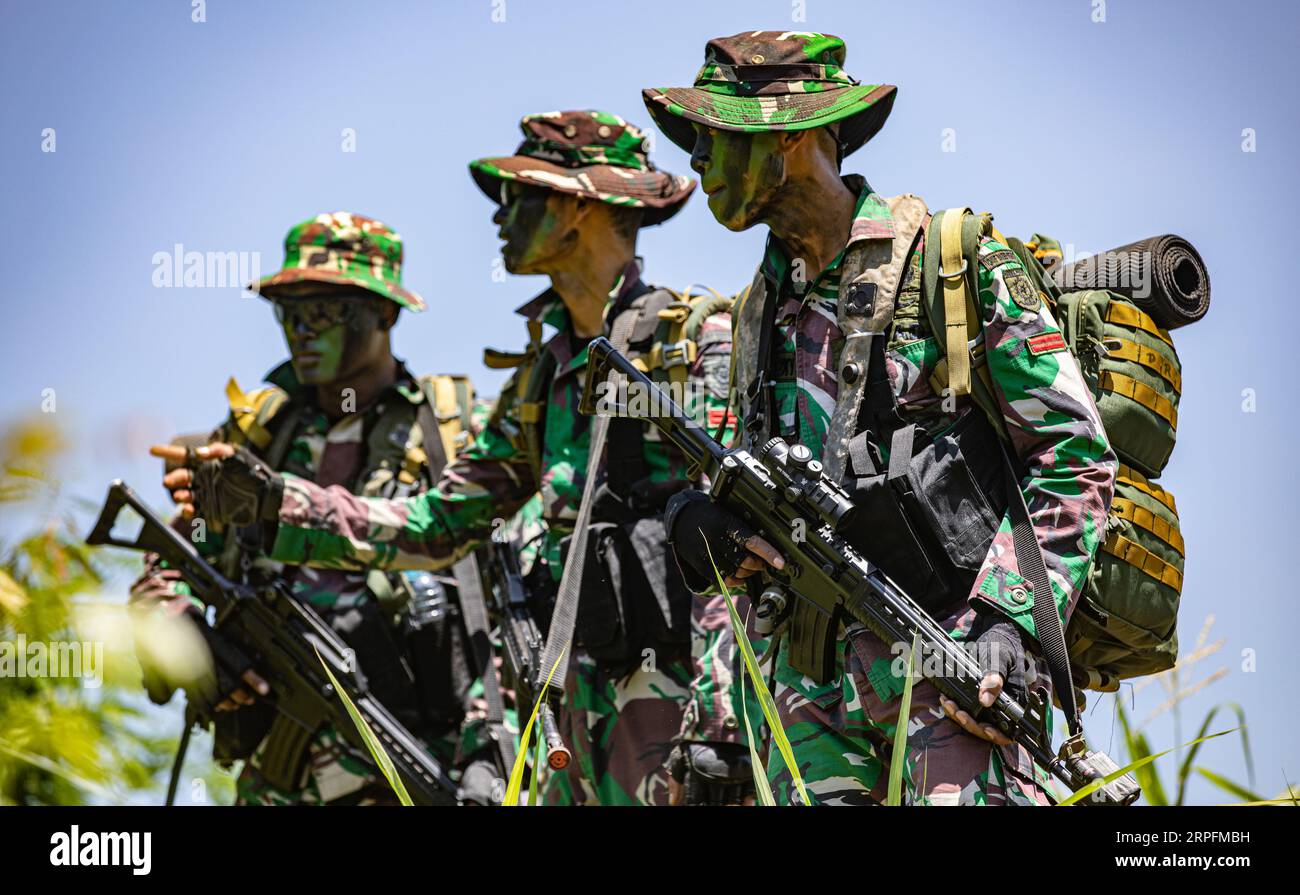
[[1175, 703, 1251, 805], [317, 649, 412, 806], [527, 719, 544, 806], [502, 649, 566, 807], [703, 538, 809, 806], [1116, 700, 1168, 806], [886, 633, 919, 806], [1195, 767, 1266, 803], [740, 666, 776, 806], [1056, 727, 1237, 806]]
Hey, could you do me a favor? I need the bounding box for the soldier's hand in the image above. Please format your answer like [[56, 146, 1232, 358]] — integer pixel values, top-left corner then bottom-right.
[[214, 668, 271, 712], [939, 617, 1026, 746], [150, 442, 284, 527], [151, 442, 237, 518], [665, 490, 784, 591]]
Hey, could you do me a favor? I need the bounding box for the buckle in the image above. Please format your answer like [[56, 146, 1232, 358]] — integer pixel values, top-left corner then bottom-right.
[[661, 339, 692, 369]]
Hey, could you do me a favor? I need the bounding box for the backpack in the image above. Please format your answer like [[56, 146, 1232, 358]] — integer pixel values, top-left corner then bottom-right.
[[920, 208, 1201, 690]]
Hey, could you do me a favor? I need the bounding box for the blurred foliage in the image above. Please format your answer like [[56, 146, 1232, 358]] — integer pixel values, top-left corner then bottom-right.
[[0, 416, 230, 805]]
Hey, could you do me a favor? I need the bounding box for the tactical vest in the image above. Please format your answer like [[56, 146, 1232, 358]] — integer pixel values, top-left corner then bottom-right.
[[212, 370, 479, 783], [732, 197, 1038, 691], [484, 286, 733, 672]]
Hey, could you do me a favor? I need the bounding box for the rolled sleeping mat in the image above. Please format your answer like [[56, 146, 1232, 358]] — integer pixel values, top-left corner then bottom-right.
[[1052, 234, 1210, 330]]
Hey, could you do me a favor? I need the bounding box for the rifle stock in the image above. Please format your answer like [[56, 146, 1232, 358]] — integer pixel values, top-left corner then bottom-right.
[[580, 337, 1139, 806]]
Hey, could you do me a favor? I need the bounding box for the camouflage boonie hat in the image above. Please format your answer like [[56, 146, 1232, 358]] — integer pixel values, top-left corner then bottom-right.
[[469, 110, 695, 226], [642, 32, 896, 159], [253, 212, 426, 312]]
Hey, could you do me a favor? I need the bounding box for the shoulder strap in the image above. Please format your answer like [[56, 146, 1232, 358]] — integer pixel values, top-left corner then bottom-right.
[[822, 193, 928, 483], [921, 210, 1011, 442], [415, 378, 451, 479], [998, 444, 1082, 737], [536, 307, 642, 696]]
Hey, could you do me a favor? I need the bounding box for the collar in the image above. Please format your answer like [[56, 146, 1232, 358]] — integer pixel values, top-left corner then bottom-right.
[[760, 175, 894, 286], [513, 258, 648, 374], [264, 358, 424, 405]]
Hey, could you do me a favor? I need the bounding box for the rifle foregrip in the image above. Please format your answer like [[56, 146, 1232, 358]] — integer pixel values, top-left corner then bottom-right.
[[540, 705, 570, 771]]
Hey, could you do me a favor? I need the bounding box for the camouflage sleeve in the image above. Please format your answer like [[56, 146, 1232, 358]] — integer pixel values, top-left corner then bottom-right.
[[270, 374, 539, 572], [966, 238, 1116, 641]]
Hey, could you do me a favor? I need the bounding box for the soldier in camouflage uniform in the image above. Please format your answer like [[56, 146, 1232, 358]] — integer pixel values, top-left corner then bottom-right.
[[645, 32, 1116, 805], [134, 212, 505, 805], [167, 112, 751, 805]]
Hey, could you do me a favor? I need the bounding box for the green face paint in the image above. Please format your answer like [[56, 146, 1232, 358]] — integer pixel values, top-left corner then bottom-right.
[[283, 320, 348, 384], [692, 127, 786, 232], [276, 295, 384, 385], [494, 183, 575, 274]]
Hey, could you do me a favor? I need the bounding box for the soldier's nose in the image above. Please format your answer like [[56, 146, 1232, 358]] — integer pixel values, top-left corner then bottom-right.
[[689, 132, 712, 175]]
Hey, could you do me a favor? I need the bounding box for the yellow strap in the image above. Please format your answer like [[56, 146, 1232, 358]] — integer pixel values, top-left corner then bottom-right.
[[1098, 370, 1178, 430], [1104, 337, 1182, 393], [1113, 497, 1185, 556], [428, 375, 466, 460], [939, 208, 973, 396], [483, 348, 526, 370], [1103, 531, 1183, 592], [519, 402, 541, 424], [224, 377, 280, 450], [1117, 463, 1179, 516], [1105, 302, 1175, 350]]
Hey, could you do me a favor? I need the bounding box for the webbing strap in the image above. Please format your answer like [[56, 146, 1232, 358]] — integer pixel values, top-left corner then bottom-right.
[[1103, 531, 1184, 591], [939, 208, 974, 396], [1105, 337, 1182, 392], [452, 552, 516, 778], [1105, 302, 1175, 349], [536, 308, 641, 693], [1098, 370, 1178, 430], [1112, 496, 1185, 556], [1117, 463, 1179, 515], [999, 445, 1082, 737], [414, 387, 450, 479]]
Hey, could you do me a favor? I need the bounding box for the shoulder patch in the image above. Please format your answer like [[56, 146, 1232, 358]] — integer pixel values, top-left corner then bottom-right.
[[979, 248, 1018, 271], [1026, 331, 1068, 355], [1003, 268, 1040, 311]]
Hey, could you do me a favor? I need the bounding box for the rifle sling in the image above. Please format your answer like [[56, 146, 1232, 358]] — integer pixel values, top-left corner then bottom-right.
[[998, 444, 1082, 737], [536, 308, 642, 693], [452, 552, 517, 777]]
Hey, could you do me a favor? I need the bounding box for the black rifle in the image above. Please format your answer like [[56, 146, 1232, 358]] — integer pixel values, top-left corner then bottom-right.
[[87, 480, 458, 806], [579, 338, 1139, 806], [486, 527, 571, 773]]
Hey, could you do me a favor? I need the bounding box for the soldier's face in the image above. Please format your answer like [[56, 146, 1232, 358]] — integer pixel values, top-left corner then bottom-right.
[[690, 126, 787, 231], [272, 287, 393, 386], [493, 182, 581, 274]]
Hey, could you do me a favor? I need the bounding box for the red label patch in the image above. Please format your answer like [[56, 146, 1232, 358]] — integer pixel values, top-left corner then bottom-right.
[[707, 409, 736, 429], [1027, 332, 1068, 356]]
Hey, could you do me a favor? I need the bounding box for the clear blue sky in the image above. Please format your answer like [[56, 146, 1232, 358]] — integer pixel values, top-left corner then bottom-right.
[[2, 0, 1296, 804]]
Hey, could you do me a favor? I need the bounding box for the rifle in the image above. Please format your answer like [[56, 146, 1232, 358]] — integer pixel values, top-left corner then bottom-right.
[[579, 337, 1139, 806], [485, 527, 571, 773], [87, 480, 458, 806]]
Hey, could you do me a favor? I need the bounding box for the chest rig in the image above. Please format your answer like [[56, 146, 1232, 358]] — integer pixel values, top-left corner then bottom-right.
[[486, 285, 731, 671], [734, 196, 1014, 678]]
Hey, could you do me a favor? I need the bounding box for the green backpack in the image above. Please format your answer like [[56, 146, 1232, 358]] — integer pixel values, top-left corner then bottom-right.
[[920, 209, 1193, 690]]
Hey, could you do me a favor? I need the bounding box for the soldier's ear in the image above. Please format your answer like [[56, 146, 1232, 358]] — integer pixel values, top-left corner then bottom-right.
[[378, 303, 399, 331]]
